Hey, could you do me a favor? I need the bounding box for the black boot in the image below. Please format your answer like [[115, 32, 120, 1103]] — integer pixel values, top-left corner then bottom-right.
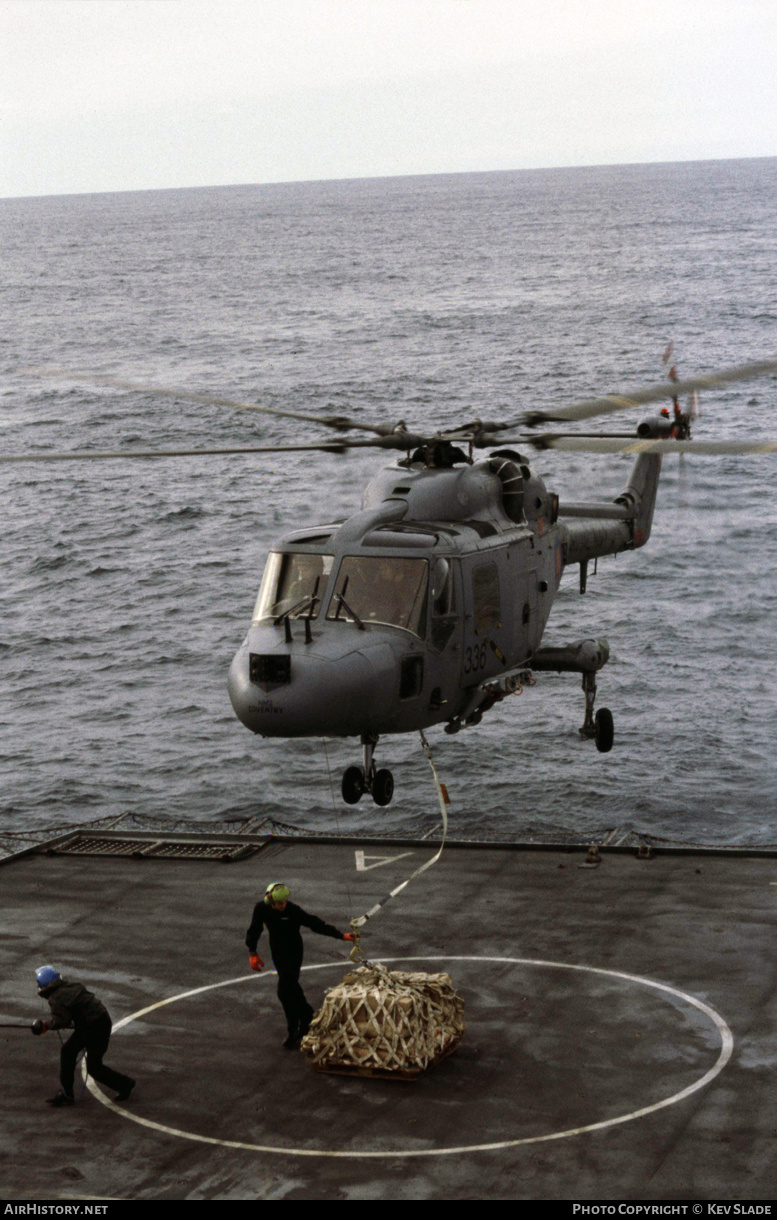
[[115, 1078, 135, 1103], [46, 1091, 74, 1107]]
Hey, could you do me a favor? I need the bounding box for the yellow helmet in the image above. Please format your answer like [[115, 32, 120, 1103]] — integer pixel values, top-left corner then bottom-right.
[[264, 882, 290, 904]]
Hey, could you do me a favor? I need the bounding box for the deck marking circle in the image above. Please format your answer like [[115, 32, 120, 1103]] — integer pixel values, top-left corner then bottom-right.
[[86, 955, 734, 1159]]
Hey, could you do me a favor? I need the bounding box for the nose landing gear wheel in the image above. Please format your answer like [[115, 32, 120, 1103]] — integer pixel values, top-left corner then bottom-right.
[[595, 707, 614, 753], [372, 769, 394, 807], [342, 766, 366, 804], [342, 734, 394, 805]]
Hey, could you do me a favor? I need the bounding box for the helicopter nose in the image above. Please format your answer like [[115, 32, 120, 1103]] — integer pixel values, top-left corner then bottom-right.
[[228, 627, 397, 737]]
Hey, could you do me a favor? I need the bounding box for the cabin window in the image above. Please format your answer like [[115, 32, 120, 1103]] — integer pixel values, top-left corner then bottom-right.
[[326, 556, 428, 637], [472, 563, 501, 634], [253, 552, 334, 622]]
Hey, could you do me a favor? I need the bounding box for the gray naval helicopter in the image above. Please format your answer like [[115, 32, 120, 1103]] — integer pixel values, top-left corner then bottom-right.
[[7, 359, 777, 807], [223, 357, 777, 806]]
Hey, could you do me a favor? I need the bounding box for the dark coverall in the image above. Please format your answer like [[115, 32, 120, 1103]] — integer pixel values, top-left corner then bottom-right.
[[39, 978, 134, 1098], [245, 900, 345, 1036]]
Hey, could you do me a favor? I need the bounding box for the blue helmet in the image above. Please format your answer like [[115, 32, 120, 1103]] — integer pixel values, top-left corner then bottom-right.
[[35, 965, 61, 991]]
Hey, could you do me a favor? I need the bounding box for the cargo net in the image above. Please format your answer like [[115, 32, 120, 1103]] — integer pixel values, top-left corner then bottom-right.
[[300, 963, 465, 1078]]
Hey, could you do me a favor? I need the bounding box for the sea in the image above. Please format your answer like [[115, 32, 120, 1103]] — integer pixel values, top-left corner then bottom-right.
[[2, 158, 777, 847]]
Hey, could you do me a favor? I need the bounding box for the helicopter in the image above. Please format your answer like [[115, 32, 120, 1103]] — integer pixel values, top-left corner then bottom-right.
[[5, 358, 777, 807]]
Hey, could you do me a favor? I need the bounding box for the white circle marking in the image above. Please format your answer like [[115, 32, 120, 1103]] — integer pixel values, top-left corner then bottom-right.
[[86, 956, 734, 1159]]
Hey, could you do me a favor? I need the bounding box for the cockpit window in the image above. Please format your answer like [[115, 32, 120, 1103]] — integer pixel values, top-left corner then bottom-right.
[[253, 552, 334, 622], [326, 556, 428, 637], [431, 558, 453, 616]]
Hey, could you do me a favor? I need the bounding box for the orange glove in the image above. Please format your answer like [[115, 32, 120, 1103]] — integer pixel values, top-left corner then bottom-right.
[[249, 953, 263, 972], [343, 933, 356, 942]]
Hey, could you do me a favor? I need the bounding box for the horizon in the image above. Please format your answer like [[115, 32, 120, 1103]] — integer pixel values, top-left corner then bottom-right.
[[3, 151, 776, 206]]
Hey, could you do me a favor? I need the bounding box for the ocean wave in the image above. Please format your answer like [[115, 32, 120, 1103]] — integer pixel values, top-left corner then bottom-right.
[[3, 160, 777, 842]]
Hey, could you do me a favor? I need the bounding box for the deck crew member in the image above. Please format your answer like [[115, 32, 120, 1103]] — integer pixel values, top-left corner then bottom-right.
[[33, 965, 135, 1107], [246, 882, 355, 1048]]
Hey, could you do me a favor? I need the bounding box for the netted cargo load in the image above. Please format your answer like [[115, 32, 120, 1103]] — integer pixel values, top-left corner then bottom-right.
[[300, 963, 465, 1078]]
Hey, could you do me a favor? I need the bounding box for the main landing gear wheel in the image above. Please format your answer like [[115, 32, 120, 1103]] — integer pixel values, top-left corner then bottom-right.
[[595, 707, 614, 753], [580, 672, 614, 752]]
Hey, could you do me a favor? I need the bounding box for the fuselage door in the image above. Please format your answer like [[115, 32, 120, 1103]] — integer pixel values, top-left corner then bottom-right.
[[507, 537, 538, 660], [460, 554, 511, 687]]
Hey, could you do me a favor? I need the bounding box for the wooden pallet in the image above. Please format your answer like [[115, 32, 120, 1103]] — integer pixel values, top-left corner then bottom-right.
[[312, 1061, 422, 1082], [308, 1036, 461, 1082]]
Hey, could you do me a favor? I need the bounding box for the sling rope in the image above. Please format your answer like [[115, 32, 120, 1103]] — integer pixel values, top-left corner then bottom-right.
[[348, 729, 450, 961], [323, 739, 354, 916], [322, 740, 340, 819]]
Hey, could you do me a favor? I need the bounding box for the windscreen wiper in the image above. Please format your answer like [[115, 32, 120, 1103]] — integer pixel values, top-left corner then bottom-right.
[[274, 579, 321, 642], [333, 592, 366, 631]]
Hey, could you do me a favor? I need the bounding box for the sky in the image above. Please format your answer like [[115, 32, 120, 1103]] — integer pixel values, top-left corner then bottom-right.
[[1, 0, 776, 198]]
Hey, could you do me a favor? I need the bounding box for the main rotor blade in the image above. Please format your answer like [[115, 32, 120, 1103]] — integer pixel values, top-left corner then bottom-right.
[[27, 369, 400, 436], [0, 443, 349, 463], [522, 435, 777, 456], [515, 359, 777, 427], [0, 433, 430, 463]]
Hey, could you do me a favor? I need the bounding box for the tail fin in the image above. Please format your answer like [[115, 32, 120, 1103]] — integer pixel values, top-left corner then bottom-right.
[[615, 453, 662, 549], [559, 452, 662, 567]]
